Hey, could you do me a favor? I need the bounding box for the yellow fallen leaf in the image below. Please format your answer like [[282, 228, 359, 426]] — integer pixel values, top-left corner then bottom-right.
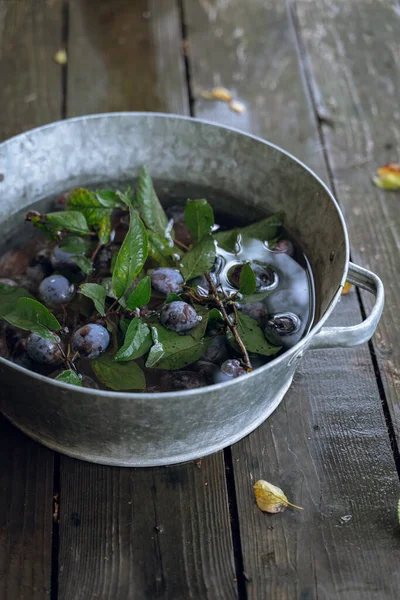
[[373, 164, 400, 190], [341, 281, 352, 295], [229, 100, 245, 114], [200, 87, 233, 103], [254, 480, 303, 514], [53, 49, 67, 65]]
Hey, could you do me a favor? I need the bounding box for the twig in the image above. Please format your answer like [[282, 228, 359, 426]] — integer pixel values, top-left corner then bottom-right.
[[175, 239, 190, 251], [91, 241, 103, 262], [204, 273, 252, 371]]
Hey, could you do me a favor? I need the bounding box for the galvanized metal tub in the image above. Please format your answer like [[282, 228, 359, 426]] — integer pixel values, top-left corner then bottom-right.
[[0, 114, 384, 466]]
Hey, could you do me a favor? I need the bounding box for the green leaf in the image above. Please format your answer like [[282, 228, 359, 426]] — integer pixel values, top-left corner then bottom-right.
[[126, 276, 151, 310], [70, 254, 93, 275], [101, 277, 117, 300], [227, 312, 281, 356], [79, 283, 106, 315], [95, 190, 119, 207], [189, 304, 209, 341], [208, 308, 224, 327], [147, 230, 179, 267], [112, 208, 148, 299], [67, 188, 113, 244], [136, 167, 169, 236], [4, 298, 61, 341], [115, 186, 135, 207], [115, 317, 152, 362], [180, 235, 216, 281], [184, 198, 215, 242], [146, 324, 211, 370], [215, 213, 284, 252], [165, 292, 183, 304], [239, 263, 257, 295], [92, 354, 146, 390], [55, 370, 82, 387], [59, 236, 91, 254], [0, 284, 34, 318], [46, 211, 89, 235]]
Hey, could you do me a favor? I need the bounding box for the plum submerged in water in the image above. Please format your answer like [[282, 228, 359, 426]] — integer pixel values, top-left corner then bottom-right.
[[0, 168, 313, 391]]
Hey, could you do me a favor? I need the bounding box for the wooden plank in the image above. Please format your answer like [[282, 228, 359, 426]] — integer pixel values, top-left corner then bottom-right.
[[0, 418, 54, 600], [0, 0, 63, 140], [184, 0, 400, 597], [294, 0, 400, 441], [58, 455, 236, 600], [67, 0, 189, 116], [0, 1, 62, 598], [59, 2, 236, 598]]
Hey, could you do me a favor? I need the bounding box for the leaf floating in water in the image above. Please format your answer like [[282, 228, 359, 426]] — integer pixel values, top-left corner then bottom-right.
[[341, 281, 353, 295], [53, 49, 67, 65], [254, 480, 303, 514], [373, 164, 400, 190]]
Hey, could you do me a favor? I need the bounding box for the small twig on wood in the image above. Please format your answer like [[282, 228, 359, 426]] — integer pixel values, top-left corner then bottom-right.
[[204, 273, 252, 371]]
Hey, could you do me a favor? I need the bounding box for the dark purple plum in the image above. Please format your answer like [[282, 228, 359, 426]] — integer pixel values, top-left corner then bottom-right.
[[216, 359, 247, 382], [264, 312, 301, 345], [202, 336, 228, 363], [26, 333, 63, 365], [166, 205, 193, 246], [160, 301, 200, 332], [0, 278, 17, 287], [72, 323, 110, 359], [150, 268, 184, 296], [240, 301, 268, 323], [270, 239, 294, 256], [162, 370, 206, 391], [39, 275, 75, 307]]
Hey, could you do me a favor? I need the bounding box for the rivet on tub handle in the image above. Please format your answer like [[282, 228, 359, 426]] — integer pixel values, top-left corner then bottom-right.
[[308, 262, 384, 350]]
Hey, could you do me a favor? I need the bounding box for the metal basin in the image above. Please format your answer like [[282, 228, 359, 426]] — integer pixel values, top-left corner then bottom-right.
[[0, 113, 384, 466]]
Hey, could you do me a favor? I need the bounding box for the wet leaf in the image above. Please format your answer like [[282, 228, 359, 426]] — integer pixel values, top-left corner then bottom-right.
[[115, 317, 152, 362], [26, 210, 89, 237], [341, 281, 353, 295], [208, 308, 224, 327], [146, 324, 211, 370], [373, 164, 400, 190], [254, 480, 303, 513], [0, 284, 34, 318], [4, 298, 61, 342], [165, 292, 183, 304], [184, 199, 215, 242], [58, 236, 91, 254], [67, 188, 114, 244], [180, 235, 216, 281], [215, 213, 284, 252], [147, 230, 179, 267], [55, 370, 82, 387], [95, 190, 120, 207], [227, 312, 281, 356], [126, 276, 151, 310], [189, 305, 209, 341], [115, 186, 135, 208], [92, 353, 146, 391], [79, 283, 106, 315], [112, 208, 148, 299], [136, 167, 170, 236], [239, 263, 257, 295]]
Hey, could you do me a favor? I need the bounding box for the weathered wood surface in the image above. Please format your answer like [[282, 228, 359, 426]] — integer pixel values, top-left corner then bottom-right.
[[0, 1, 62, 598], [294, 0, 400, 441], [184, 0, 400, 598], [58, 2, 236, 599], [67, 0, 189, 116]]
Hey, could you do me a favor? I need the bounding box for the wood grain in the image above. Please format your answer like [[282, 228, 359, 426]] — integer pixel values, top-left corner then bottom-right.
[[67, 0, 189, 116], [59, 2, 236, 598], [0, 1, 62, 598], [0, 418, 54, 600], [294, 0, 400, 440], [184, 0, 400, 597], [58, 455, 236, 600], [0, 0, 63, 140]]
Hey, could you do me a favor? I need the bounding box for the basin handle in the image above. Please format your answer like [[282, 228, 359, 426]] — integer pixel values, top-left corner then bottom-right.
[[308, 262, 384, 350]]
